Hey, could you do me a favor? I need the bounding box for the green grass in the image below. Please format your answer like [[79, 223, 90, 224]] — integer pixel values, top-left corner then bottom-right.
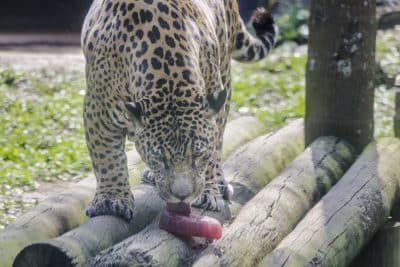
[[232, 42, 306, 129], [0, 69, 91, 227], [373, 30, 400, 138]]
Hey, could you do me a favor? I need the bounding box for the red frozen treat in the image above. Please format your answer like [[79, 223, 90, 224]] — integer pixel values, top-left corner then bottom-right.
[[159, 210, 222, 240]]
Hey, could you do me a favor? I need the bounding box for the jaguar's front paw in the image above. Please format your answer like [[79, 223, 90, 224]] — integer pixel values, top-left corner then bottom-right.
[[85, 192, 135, 221], [218, 180, 234, 203], [192, 192, 225, 212]]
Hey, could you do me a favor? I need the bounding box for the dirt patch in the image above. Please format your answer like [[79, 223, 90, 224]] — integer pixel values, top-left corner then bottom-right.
[[0, 33, 84, 73], [0, 46, 84, 73]]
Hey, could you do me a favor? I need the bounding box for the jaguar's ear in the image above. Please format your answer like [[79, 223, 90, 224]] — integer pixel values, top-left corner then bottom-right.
[[206, 89, 227, 116], [125, 102, 143, 122]]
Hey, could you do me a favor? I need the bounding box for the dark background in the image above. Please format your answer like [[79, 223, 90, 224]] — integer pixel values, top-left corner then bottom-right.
[[0, 0, 93, 32], [0, 0, 265, 32]]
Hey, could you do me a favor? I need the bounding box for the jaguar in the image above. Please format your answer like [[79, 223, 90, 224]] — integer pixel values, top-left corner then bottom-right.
[[81, 0, 276, 220]]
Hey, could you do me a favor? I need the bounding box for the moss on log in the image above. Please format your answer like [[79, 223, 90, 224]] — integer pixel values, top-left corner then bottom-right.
[[85, 119, 305, 267], [6, 117, 268, 267], [261, 138, 400, 267], [194, 137, 356, 267], [350, 219, 400, 267], [223, 119, 304, 215], [221, 116, 268, 160]]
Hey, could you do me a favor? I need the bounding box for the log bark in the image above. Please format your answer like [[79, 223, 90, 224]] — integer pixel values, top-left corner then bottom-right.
[[84, 119, 305, 267], [7, 117, 278, 266], [350, 219, 400, 267], [260, 138, 400, 267], [193, 137, 355, 267]]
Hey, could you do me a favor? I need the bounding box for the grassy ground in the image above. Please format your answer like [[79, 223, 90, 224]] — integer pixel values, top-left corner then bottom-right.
[[232, 31, 398, 137], [231, 43, 307, 129], [0, 69, 91, 226], [0, 29, 398, 228]]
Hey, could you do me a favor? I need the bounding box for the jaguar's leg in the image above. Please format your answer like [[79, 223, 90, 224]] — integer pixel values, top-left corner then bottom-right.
[[192, 152, 233, 211], [193, 77, 234, 211], [84, 101, 135, 221]]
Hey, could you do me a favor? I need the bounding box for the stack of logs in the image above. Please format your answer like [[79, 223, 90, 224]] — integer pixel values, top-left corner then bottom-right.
[[2, 116, 400, 267]]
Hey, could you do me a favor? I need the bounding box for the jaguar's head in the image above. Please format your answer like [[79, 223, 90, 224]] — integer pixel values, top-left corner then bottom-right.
[[125, 90, 226, 205]]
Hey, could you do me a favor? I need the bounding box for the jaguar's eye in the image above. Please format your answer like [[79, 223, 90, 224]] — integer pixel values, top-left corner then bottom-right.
[[150, 151, 166, 169], [158, 155, 171, 170], [158, 160, 166, 169], [192, 151, 208, 168], [192, 151, 203, 158], [192, 156, 201, 169], [203, 152, 211, 161]]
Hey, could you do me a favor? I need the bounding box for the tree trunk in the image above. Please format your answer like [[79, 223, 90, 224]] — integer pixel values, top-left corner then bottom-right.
[[193, 137, 355, 267], [82, 120, 305, 267], [350, 219, 400, 267], [305, 0, 376, 153], [394, 75, 400, 137], [260, 138, 400, 267], [1, 116, 267, 267]]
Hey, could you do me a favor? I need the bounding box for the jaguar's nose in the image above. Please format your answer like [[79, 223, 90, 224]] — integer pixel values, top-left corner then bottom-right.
[[170, 178, 194, 201]]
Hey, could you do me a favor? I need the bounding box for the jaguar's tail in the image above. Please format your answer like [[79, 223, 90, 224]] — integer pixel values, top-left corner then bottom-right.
[[232, 8, 277, 62]]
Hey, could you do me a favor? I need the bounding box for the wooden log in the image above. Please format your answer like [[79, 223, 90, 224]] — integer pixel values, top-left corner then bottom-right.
[[378, 11, 400, 29], [260, 138, 400, 267], [13, 184, 164, 267], [193, 136, 356, 267], [1, 116, 266, 267], [350, 219, 400, 267], [0, 186, 93, 267], [377, 0, 400, 30], [85, 119, 305, 267]]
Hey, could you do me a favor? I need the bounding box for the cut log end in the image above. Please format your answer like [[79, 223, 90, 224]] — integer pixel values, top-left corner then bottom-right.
[[13, 243, 74, 267]]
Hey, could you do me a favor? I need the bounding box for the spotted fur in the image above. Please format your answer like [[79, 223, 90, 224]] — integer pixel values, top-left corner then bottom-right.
[[81, 0, 275, 220]]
